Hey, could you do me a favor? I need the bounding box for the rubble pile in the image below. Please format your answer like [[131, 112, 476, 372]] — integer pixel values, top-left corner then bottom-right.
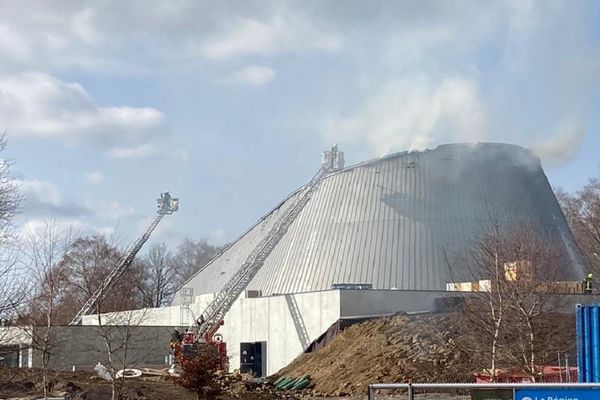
[[215, 371, 300, 399], [276, 313, 474, 397]]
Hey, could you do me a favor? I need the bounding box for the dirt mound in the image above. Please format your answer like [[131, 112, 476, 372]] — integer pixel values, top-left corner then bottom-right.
[[276, 313, 474, 397]]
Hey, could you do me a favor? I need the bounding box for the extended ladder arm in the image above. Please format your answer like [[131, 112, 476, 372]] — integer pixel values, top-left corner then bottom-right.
[[70, 193, 178, 325], [193, 164, 332, 338]]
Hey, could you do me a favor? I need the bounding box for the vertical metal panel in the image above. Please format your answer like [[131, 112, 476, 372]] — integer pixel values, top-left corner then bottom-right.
[[577, 304, 600, 383], [592, 306, 600, 382], [585, 306, 593, 382], [577, 305, 585, 382]]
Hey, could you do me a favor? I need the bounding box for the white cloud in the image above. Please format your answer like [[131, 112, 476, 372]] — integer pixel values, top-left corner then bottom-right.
[[83, 197, 135, 220], [0, 72, 164, 145], [16, 178, 62, 206], [199, 9, 342, 61], [210, 228, 227, 243], [106, 143, 189, 161], [84, 171, 105, 184], [20, 217, 89, 239], [0, 1, 342, 72], [106, 143, 158, 159], [324, 76, 487, 156], [17, 176, 134, 226], [227, 65, 275, 86]]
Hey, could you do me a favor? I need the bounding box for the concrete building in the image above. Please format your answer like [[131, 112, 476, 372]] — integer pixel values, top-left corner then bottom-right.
[[1, 143, 588, 376]]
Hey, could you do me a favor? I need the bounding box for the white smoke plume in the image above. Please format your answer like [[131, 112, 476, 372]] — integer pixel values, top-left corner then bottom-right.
[[324, 76, 487, 157], [320, 1, 598, 166], [530, 120, 587, 166]]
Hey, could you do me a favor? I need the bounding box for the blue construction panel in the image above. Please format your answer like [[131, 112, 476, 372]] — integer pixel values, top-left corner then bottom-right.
[[516, 388, 600, 400], [577, 304, 600, 382], [593, 307, 600, 382], [577, 304, 585, 382], [585, 307, 593, 382]]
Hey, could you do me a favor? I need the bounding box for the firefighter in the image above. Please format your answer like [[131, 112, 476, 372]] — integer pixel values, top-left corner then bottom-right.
[[584, 272, 593, 294], [170, 329, 183, 359]]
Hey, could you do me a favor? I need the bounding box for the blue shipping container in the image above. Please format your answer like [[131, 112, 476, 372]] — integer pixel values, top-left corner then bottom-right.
[[576, 304, 600, 382]]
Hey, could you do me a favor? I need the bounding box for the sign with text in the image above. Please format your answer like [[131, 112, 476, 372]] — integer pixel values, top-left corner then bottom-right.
[[516, 388, 600, 400]]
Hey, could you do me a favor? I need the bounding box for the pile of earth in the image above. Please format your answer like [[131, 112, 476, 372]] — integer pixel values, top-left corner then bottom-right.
[[276, 313, 475, 397]]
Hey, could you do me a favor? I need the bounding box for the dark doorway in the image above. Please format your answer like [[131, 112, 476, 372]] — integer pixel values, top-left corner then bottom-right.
[[240, 342, 266, 377], [0, 346, 19, 368]]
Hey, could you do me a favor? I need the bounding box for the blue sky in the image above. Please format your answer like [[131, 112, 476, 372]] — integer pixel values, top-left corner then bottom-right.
[[1, 0, 599, 248]]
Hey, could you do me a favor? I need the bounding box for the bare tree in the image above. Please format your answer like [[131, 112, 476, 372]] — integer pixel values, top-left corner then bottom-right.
[[0, 134, 21, 248], [0, 133, 23, 331], [447, 223, 516, 381], [19, 220, 72, 397], [499, 228, 566, 380], [171, 238, 226, 286], [58, 234, 145, 320], [139, 243, 177, 307], [0, 243, 25, 328], [556, 181, 600, 274], [449, 225, 570, 381], [94, 308, 150, 400]]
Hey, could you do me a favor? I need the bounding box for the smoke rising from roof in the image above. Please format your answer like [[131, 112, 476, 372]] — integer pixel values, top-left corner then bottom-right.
[[530, 120, 587, 166], [324, 76, 487, 156], [320, 1, 598, 168]]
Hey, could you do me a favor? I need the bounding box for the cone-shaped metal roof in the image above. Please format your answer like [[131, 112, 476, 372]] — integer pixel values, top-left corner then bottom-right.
[[172, 143, 586, 304]]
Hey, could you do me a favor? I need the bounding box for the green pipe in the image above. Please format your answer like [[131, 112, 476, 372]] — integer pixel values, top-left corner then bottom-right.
[[292, 378, 311, 390], [272, 376, 286, 386], [282, 378, 300, 390], [276, 377, 292, 389]]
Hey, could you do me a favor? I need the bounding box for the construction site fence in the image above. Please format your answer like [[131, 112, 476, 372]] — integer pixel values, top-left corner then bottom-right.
[[367, 382, 600, 400]]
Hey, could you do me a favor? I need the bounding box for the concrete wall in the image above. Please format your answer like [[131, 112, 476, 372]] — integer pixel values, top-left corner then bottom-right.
[[85, 290, 342, 375], [339, 289, 457, 317], [26, 288, 600, 375], [221, 290, 340, 375], [340, 289, 600, 317], [1, 325, 180, 371]]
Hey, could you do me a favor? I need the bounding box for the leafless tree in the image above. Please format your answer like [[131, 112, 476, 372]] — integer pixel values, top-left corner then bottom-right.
[[19, 220, 72, 397], [139, 243, 177, 307], [556, 181, 600, 274], [0, 243, 24, 328], [0, 133, 22, 248], [499, 227, 566, 380], [171, 238, 226, 287], [58, 234, 145, 320], [94, 308, 150, 400], [449, 225, 569, 381], [0, 133, 23, 332], [447, 223, 516, 381]]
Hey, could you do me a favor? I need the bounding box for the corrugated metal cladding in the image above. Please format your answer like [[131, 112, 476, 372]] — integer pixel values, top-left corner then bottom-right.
[[172, 143, 587, 305]]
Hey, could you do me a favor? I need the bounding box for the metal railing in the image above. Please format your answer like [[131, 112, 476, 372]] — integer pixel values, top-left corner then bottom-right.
[[367, 382, 600, 400]]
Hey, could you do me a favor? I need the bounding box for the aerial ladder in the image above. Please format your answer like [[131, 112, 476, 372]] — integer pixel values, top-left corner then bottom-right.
[[69, 192, 179, 326], [191, 146, 344, 342]]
